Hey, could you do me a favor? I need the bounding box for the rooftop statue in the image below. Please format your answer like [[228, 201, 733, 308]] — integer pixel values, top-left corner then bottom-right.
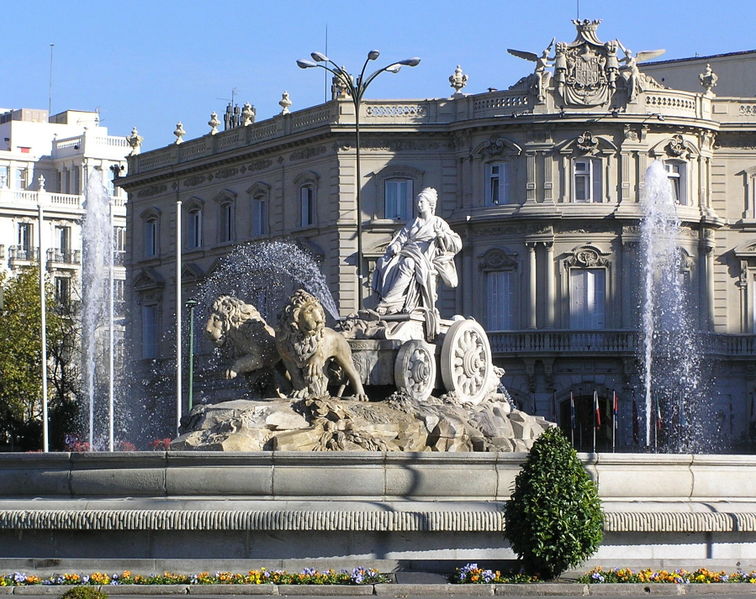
[[372, 187, 461, 334], [507, 39, 555, 102]]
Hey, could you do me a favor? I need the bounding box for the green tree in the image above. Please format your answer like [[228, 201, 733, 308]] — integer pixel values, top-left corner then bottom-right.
[[504, 427, 603, 579], [0, 268, 80, 450]]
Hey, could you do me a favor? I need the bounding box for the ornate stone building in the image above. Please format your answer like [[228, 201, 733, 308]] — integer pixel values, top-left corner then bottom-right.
[[120, 21, 756, 450]]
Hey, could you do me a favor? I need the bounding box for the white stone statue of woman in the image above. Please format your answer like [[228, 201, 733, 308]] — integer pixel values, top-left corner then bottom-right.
[[372, 187, 462, 317]]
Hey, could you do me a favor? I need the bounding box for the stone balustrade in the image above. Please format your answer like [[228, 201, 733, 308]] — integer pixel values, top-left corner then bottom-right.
[[488, 330, 756, 358]]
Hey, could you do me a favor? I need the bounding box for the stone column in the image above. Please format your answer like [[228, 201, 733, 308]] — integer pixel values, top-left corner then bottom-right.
[[545, 242, 555, 327], [527, 242, 537, 329]]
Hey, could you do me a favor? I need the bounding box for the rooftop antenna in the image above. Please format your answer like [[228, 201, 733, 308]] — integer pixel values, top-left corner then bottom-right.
[[48, 43, 54, 116], [216, 87, 239, 107]]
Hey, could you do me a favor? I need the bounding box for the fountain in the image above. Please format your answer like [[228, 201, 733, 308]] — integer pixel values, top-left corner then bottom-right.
[[0, 186, 752, 572], [80, 169, 117, 450], [638, 161, 716, 452]]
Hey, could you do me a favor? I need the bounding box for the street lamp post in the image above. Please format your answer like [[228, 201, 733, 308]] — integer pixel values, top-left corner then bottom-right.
[[297, 51, 420, 311], [185, 298, 198, 412]]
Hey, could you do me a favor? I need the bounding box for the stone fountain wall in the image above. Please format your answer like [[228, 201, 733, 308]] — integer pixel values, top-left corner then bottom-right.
[[0, 452, 754, 572]]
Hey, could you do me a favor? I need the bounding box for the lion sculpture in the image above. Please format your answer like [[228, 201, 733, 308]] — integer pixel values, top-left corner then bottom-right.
[[276, 289, 368, 402], [205, 296, 280, 380]]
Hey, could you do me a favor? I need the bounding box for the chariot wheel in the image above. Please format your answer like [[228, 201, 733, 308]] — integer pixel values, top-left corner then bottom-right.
[[394, 339, 437, 402], [440, 319, 492, 405]]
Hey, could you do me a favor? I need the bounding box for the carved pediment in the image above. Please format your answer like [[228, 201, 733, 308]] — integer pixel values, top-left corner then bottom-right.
[[479, 248, 519, 271], [134, 268, 165, 291], [733, 240, 756, 258], [182, 263, 205, 283], [565, 245, 609, 268], [473, 136, 523, 158]]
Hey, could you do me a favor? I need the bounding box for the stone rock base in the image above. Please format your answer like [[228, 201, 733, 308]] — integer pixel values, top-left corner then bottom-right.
[[173, 394, 554, 452]]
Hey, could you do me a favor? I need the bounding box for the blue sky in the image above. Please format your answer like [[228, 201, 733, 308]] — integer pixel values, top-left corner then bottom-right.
[[3, 0, 754, 151]]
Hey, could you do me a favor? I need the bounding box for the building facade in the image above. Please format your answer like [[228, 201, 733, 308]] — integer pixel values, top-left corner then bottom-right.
[[120, 21, 756, 450], [0, 107, 131, 422]]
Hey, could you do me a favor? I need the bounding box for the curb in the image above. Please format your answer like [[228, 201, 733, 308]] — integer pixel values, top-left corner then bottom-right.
[[0, 583, 754, 596]]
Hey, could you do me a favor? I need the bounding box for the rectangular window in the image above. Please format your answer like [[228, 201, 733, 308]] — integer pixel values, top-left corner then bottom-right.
[[18, 223, 33, 255], [486, 270, 515, 330], [300, 186, 314, 227], [569, 268, 606, 329], [72, 167, 80, 195], [573, 158, 602, 203], [219, 204, 234, 242], [0, 166, 8, 188], [15, 168, 28, 190], [143, 220, 157, 257], [188, 209, 202, 248], [113, 226, 126, 251], [113, 279, 126, 316], [55, 225, 71, 261], [384, 178, 413, 219], [251, 198, 268, 236], [141, 304, 158, 359], [54, 277, 70, 307], [485, 163, 510, 205], [665, 161, 687, 205]]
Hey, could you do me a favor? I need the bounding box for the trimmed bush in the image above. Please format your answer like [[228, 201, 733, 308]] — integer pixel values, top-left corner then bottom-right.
[[60, 587, 108, 599], [504, 427, 603, 579]]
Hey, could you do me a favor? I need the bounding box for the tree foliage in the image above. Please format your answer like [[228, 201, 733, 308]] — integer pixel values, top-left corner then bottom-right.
[[504, 427, 603, 579], [0, 268, 80, 450]]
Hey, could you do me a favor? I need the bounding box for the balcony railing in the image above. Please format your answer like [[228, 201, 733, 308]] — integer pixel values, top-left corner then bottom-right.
[[47, 248, 81, 266], [8, 245, 38, 263], [488, 330, 756, 358]]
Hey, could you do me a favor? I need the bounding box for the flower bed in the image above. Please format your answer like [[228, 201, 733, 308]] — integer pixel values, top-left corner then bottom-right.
[[0, 567, 386, 587], [451, 563, 537, 584], [580, 567, 756, 584]]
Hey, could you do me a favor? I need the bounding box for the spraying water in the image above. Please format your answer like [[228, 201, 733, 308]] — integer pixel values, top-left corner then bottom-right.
[[198, 240, 339, 321], [81, 169, 113, 450], [638, 160, 714, 452]]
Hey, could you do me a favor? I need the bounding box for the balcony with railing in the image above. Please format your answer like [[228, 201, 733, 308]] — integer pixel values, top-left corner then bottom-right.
[[488, 330, 756, 359], [46, 248, 81, 268], [0, 188, 125, 212], [8, 245, 38, 267]]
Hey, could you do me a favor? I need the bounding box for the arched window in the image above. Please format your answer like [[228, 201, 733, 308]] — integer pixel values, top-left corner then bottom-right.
[[294, 171, 319, 228], [185, 199, 203, 250], [300, 184, 315, 227], [247, 182, 270, 236], [140, 208, 160, 258], [213, 191, 236, 243]]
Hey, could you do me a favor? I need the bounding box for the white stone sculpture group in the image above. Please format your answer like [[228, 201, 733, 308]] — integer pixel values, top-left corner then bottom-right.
[[184, 186, 553, 452]]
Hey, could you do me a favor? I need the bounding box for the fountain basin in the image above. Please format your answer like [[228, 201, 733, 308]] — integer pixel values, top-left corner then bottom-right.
[[0, 452, 754, 571]]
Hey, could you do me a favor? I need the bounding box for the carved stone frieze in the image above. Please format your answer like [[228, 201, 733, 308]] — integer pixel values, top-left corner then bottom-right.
[[343, 140, 447, 152], [290, 145, 327, 161], [214, 167, 239, 180], [137, 184, 167, 198], [183, 175, 206, 187]]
